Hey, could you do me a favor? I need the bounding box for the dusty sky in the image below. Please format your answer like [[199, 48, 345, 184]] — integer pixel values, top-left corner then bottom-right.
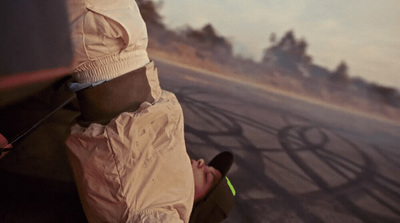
[[160, 0, 400, 89]]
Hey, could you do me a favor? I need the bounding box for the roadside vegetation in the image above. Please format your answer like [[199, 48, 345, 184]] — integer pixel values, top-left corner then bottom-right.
[[137, 0, 400, 121]]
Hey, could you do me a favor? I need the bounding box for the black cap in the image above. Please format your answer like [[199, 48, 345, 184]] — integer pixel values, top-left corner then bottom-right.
[[189, 151, 235, 223]]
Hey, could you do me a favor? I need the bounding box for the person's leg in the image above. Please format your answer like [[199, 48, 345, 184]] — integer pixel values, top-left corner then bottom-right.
[[67, 0, 157, 124]]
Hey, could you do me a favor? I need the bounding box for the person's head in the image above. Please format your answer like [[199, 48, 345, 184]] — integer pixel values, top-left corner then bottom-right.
[[191, 158, 222, 202], [189, 151, 235, 223]]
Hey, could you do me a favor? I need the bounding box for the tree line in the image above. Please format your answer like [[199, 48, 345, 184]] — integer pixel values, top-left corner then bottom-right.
[[136, 0, 399, 107]]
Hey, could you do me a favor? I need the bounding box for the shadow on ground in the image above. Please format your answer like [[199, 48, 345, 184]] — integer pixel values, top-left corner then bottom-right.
[[0, 65, 399, 222], [172, 86, 400, 223]]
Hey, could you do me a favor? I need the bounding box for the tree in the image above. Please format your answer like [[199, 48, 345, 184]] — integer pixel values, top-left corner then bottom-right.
[[369, 84, 400, 106], [185, 24, 233, 58], [262, 30, 312, 73], [329, 61, 349, 83], [136, 0, 164, 29]]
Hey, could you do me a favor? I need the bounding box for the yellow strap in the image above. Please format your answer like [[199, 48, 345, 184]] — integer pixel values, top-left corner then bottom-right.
[[226, 177, 236, 196]]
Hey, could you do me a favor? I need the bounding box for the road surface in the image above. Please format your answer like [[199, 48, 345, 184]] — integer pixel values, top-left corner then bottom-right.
[[1, 59, 399, 222]]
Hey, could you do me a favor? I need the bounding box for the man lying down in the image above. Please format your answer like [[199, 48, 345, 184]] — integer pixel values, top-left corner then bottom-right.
[[65, 0, 235, 222]]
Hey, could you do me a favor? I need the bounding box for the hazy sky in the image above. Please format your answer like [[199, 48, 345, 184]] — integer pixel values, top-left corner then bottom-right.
[[160, 0, 400, 89]]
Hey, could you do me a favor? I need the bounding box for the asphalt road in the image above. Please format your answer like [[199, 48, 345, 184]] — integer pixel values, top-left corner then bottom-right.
[[1, 59, 400, 223]]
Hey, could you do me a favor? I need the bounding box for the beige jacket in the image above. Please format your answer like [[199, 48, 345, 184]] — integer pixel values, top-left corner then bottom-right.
[[66, 89, 194, 222], [67, 0, 150, 83], [66, 1, 194, 221]]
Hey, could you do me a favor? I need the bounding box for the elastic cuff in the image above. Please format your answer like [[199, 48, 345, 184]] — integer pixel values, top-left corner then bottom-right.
[[73, 50, 149, 83]]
